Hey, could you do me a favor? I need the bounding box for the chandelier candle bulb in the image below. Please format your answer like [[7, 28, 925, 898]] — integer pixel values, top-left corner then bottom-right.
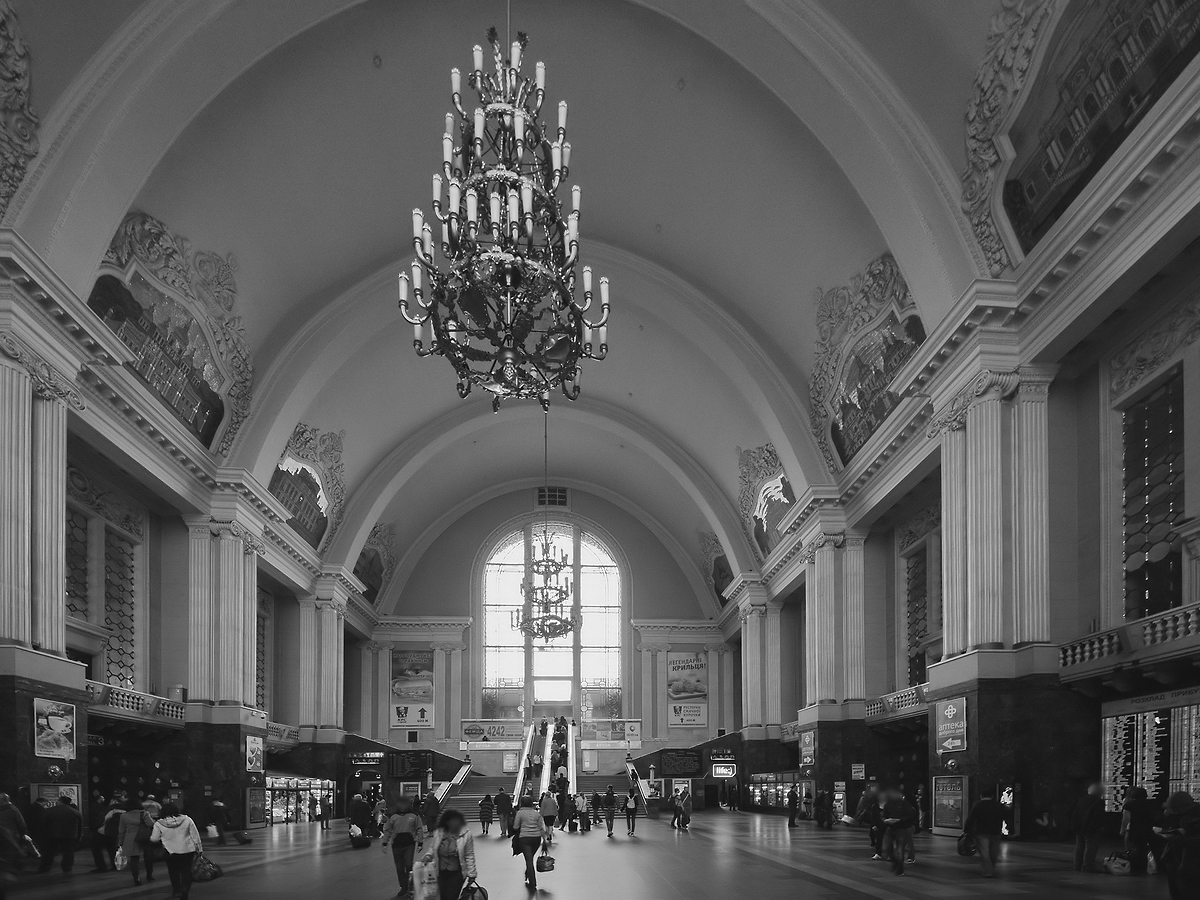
[[489, 191, 502, 229], [413, 319, 422, 344], [411, 261, 422, 292], [558, 100, 568, 131], [551, 142, 562, 172], [432, 173, 442, 204], [412, 208, 424, 240], [473, 44, 483, 73], [507, 189, 519, 231], [514, 109, 525, 159], [562, 142, 571, 170], [474, 107, 485, 141], [567, 214, 578, 244], [598, 325, 607, 347], [441, 219, 449, 249], [583, 266, 592, 293], [451, 67, 461, 96], [536, 61, 545, 90], [442, 133, 452, 164], [466, 188, 478, 225], [397, 272, 408, 305], [511, 41, 522, 70], [448, 180, 461, 212], [572, 185, 581, 213], [422, 222, 433, 258]]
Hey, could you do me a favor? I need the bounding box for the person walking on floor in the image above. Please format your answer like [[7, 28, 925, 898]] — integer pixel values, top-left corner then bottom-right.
[[787, 787, 799, 828], [149, 802, 202, 900], [669, 790, 680, 829], [602, 786, 617, 837], [0, 793, 30, 900], [1069, 782, 1105, 873], [494, 788, 512, 838], [38, 795, 82, 873], [478, 794, 494, 836], [381, 796, 425, 898], [87, 796, 114, 872], [1121, 786, 1159, 875], [965, 786, 1004, 878], [420, 793, 441, 835], [101, 796, 123, 867], [624, 787, 639, 835], [881, 788, 916, 876], [117, 799, 156, 886], [511, 795, 549, 891], [538, 792, 558, 843], [421, 810, 476, 900], [591, 791, 602, 826], [1160, 792, 1200, 900], [678, 787, 692, 832]]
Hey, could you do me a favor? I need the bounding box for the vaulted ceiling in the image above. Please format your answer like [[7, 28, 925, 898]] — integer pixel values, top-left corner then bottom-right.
[[8, 0, 1002, 605]]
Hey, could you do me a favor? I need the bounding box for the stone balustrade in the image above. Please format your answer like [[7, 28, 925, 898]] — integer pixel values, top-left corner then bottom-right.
[[85, 680, 185, 726], [865, 683, 928, 723], [266, 720, 300, 747], [1059, 601, 1200, 680]]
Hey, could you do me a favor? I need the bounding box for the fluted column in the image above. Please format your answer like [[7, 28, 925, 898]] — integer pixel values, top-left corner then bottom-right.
[[432, 644, 448, 738], [763, 605, 782, 726], [186, 520, 214, 701], [0, 361, 31, 645], [241, 546, 259, 707], [638, 644, 655, 737], [316, 599, 342, 728], [812, 541, 839, 702], [215, 524, 245, 703], [804, 559, 817, 706], [376, 642, 392, 740], [1013, 369, 1055, 645], [297, 596, 319, 727], [335, 606, 345, 729], [721, 643, 737, 732], [842, 535, 867, 700], [448, 643, 465, 738], [360, 643, 378, 736], [30, 392, 66, 655], [939, 424, 968, 658], [655, 643, 670, 736], [705, 644, 725, 738], [966, 387, 1009, 649], [741, 605, 765, 725]]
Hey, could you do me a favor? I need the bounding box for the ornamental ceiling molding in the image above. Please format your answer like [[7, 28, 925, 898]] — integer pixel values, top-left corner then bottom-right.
[[809, 253, 918, 473], [363, 521, 399, 592], [737, 442, 790, 562], [0, 329, 85, 409], [66, 464, 145, 539], [279, 422, 347, 552], [898, 504, 940, 552], [926, 368, 1020, 438], [960, 0, 1058, 276], [102, 211, 253, 457], [699, 531, 723, 593], [0, 2, 38, 219], [1109, 293, 1200, 399]]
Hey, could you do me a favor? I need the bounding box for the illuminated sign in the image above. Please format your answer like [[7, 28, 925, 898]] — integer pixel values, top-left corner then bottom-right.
[[712, 763, 737, 778]]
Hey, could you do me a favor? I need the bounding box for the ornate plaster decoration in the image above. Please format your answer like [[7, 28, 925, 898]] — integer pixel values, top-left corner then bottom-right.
[[102, 211, 253, 456], [960, 0, 1056, 275], [66, 465, 145, 539], [278, 422, 347, 551], [699, 531, 733, 606], [796, 531, 846, 566], [363, 521, 398, 589], [898, 504, 940, 552], [737, 443, 794, 561], [1110, 294, 1200, 398], [926, 369, 1020, 438], [0, 2, 38, 219], [809, 253, 924, 472], [0, 330, 85, 409]]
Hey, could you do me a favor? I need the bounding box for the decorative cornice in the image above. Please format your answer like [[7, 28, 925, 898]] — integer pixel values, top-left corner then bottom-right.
[[703, 643, 730, 654], [0, 3, 38, 219], [898, 504, 940, 552], [926, 368, 1020, 438], [366, 641, 390, 654], [66, 464, 145, 539], [102, 211, 253, 456], [278, 422, 347, 551], [1110, 293, 1200, 399], [635, 642, 671, 653], [262, 523, 321, 579], [809, 253, 918, 472], [960, 0, 1056, 276], [0, 329, 84, 409], [430, 641, 467, 652]]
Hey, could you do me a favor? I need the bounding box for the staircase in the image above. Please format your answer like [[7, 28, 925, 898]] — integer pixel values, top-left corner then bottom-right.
[[446, 774, 514, 823], [574, 774, 645, 817]]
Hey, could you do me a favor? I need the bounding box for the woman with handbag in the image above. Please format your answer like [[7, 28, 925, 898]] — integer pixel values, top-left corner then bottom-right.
[[421, 809, 477, 900], [149, 802, 203, 899], [511, 795, 548, 890], [117, 800, 156, 886]]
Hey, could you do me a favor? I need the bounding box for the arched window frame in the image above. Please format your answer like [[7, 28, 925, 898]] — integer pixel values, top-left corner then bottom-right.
[[469, 512, 632, 720]]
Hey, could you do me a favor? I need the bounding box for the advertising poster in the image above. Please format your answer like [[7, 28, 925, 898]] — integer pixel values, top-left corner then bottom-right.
[[33, 783, 80, 807], [390, 649, 436, 729], [935, 697, 967, 754], [246, 788, 267, 828], [666, 652, 708, 727], [932, 775, 968, 835], [245, 735, 264, 773], [33, 698, 76, 760]]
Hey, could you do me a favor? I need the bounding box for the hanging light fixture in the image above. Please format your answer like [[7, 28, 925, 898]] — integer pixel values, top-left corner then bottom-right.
[[512, 409, 579, 640], [398, 26, 611, 413]]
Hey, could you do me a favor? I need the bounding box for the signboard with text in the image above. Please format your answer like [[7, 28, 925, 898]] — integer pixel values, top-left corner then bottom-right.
[[935, 697, 967, 754], [932, 775, 969, 835], [660, 748, 703, 776], [712, 763, 737, 778], [799, 730, 817, 767], [390, 650, 435, 729], [666, 652, 709, 727], [461, 720, 524, 742]]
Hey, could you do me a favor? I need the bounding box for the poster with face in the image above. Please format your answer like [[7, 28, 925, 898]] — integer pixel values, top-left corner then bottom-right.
[[246, 735, 264, 773], [666, 652, 708, 727], [390, 649, 436, 728], [34, 698, 77, 760]]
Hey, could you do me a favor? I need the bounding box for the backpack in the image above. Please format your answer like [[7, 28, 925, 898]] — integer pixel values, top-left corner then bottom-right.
[[625, 796, 636, 810]]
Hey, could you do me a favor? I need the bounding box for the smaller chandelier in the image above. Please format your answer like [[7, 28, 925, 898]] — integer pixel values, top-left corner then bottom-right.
[[512, 528, 577, 640], [398, 27, 610, 412]]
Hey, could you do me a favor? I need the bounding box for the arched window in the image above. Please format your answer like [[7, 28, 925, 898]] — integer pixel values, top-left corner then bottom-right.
[[481, 521, 622, 718]]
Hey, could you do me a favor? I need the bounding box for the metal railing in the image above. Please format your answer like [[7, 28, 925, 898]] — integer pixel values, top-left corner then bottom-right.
[[85, 680, 185, 727], [565, 720, 577, 795], [512, 723, 537, 798], [625, 760, 651, 809], [537, 729, 555, 796], [434, 760, 474, 806]]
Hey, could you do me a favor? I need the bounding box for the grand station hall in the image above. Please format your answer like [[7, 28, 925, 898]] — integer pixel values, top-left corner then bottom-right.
[[3, 1, 1200, 899]]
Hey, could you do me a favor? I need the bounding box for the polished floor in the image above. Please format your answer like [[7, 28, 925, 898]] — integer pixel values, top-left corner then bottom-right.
[[11, 811, 1172, 900]]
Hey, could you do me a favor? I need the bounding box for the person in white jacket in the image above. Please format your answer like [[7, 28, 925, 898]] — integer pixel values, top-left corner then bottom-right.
[[419, 809, 477, 900], [149, 803, 203, 899]]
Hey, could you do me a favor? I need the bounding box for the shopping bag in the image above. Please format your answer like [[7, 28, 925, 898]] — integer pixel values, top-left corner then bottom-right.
[[113, 848, 128, 871], [536, 843, 555, 872], [191, 852, 224, 882], [411, 855, 439, 900], [459, 882, 488, 900], [205, 825, 219, 839], [1146, 854, 1158, 875], [1103, 852, 1131, 875], [956, 833, 977, 857]]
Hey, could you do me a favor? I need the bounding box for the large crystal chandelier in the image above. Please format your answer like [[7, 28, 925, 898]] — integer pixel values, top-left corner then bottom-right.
[[512, 411, 579, 640], [398, 27, 611, 412]]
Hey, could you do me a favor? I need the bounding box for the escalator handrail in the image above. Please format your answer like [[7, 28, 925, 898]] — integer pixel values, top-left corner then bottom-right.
[[565, 720, 577, 795], [512, 722, 537, 798], [537, 729, 555, 796], [434, 760, 473, 805], [625, 760, 651, 808]]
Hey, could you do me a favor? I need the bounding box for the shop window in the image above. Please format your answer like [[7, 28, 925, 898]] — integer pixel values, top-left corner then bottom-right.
[[65, 508, 89, 619], [1123, 371, 1185, 619], [103, 530, 136, 686]]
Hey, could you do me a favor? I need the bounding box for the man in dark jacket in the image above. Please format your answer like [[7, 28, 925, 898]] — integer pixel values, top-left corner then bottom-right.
[[1122, 786, 1160, 874], [881, 788, 917, 875], [1069, 782, 1106, 873], [495, 788, 513, 837], [1160, 792, 1200, 900], [38, 796, 82, 873], [965, 786, 1005, 877], [0, 793, 29, 886], [786, 788, 799, 827]]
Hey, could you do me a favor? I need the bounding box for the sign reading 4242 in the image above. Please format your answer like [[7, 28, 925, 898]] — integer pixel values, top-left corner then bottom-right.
[[935, 697, 967, 754]]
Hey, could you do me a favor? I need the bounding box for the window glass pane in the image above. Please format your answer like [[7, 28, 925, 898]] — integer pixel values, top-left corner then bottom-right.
[[485, 648, 525, 686], [580, 608, 620, 647], [485, 564, 524, 606], [484, 609, 524, 647], [534, 679, 572, 702], [580, 567, 619, 608], [532, 648, 573, 677], [579, 530, 616, 567], [580, 649, 620, 684]]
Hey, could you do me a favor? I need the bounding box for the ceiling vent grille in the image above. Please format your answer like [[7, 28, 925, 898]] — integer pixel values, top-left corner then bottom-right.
[[537, 486, 569, 508]]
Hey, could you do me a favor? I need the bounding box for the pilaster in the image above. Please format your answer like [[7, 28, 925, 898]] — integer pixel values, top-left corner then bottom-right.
[[241, 544, 260, 708], [359, 642, 377, 736], [809, 538, 840, 703], [375, 642, 392, 741], [0, 361, 31, 645], [30, 392, 66, 655], [704, 644, 726, 738], [185, 519, 214, 702], [842, 534, 867, 701], [1013, 366, 1056, 645], [214, 523, 245, 703], [297, 596, 319, 728], [937, 422, 968, 658], [431, 643, 447, 740]]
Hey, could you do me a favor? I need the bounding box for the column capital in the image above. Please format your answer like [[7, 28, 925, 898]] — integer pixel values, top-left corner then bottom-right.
[[0, 330, 84, 410], [366, 641, 393, 654], [797, 531, 845, 565], [1016, 364, 1059, 396], [927, 368, 1020, 437], [430, 641, 466, 652], [704, 643, 730, 654], [636, 642, 671, 653], [843, 531, 868, 550]]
